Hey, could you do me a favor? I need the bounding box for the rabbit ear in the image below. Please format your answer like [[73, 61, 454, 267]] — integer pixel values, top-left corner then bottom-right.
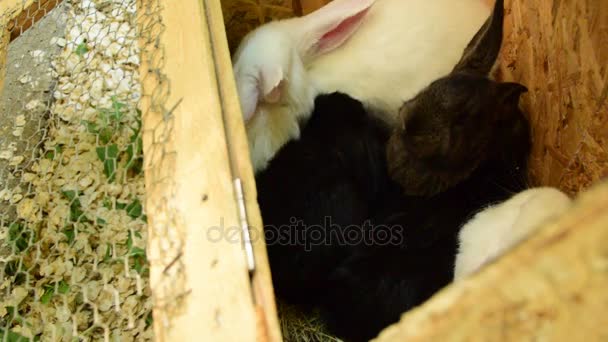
[[260, 64, 283, 103], [452, 0, 504, 75], [236, 65, 283, 121], [296, 0, 376, 62], [237, 75, 260, 121]]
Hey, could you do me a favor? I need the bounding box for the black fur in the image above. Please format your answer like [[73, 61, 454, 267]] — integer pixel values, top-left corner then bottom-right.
[[256, 90, 530, 342], [255, 92, 394, 307], [320, 108, 530, 341]]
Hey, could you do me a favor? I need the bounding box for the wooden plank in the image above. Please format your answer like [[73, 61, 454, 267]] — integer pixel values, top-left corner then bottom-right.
[[203, 0, 283, 341], [495, 0, 608, 194], [137, 0, 264, 340], [374, 179, 608, 341]]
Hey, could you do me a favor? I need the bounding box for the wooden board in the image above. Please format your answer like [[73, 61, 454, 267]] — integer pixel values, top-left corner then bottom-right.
[[203, 0, 282, 341], [137, 0, 281, 340], [374, 179, 608, 341], [495, 0, 608, 195]]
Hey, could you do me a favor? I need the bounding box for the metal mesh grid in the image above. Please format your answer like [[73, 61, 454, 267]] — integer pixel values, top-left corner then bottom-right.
[[0, 0, 158, 340]]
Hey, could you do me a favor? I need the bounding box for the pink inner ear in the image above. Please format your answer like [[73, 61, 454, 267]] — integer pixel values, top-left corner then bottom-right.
[[315, 8, 370, 55]]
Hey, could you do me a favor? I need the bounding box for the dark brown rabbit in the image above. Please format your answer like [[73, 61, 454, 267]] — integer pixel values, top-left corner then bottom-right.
[[387, 0, 528, 197]]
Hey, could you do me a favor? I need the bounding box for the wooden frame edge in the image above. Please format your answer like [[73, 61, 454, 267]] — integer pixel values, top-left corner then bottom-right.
[[202, 0, 283, 341], [137, 0, 282, 340]]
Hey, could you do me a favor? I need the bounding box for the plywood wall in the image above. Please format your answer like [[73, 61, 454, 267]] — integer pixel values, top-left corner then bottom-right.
[[498, 0, 608, 195]]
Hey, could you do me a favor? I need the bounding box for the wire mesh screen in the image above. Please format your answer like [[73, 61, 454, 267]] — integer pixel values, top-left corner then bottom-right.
[[0, 0, 166, 339]]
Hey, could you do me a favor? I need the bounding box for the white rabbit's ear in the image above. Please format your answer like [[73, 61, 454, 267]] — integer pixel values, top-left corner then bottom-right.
[[236, 65, 284, 122], [237, 75, 260, 122], [297, 0, 376, 61], [260, 64, 283, 103]]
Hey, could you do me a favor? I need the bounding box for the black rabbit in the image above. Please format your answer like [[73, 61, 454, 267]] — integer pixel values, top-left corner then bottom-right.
[[255, 91, 395, 308]]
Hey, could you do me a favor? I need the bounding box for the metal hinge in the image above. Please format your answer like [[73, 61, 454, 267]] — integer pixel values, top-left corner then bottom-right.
[[234, 178, 256, 274]]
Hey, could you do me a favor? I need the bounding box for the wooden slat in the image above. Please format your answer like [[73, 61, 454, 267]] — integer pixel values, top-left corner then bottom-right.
[[137, 0, 266, 340], [495, 0, 608, 194], [203, 0, 282, 341], [374, 179, 608, 341]]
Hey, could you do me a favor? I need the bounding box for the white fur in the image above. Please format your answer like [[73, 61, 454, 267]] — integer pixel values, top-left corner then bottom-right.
[[232, 0, 491, 173], [233, 24, 317, 172], [453, 187, 573, 281]]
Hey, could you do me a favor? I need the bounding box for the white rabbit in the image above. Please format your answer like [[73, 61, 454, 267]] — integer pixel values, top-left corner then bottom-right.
[[232, 0, 491, 173], [453, 187, 573, 281]]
